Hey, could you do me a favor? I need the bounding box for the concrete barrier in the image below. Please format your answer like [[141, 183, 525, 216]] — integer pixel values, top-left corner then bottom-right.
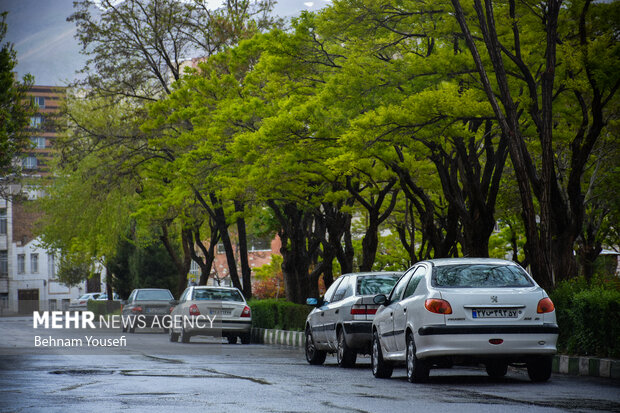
[[252, 328, 304, 348]]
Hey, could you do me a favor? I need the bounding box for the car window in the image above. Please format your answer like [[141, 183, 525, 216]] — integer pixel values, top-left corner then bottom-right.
[[332, 276, 351, 302], [179, 288, 190, 302], [128, 291, 136, 301], [390, 270, 414, 303], [432, 264, 534, 288], [404, 267, 426, 299], [193, 289, 244, 302], [323, 277, 343, 303], [135, 290, 173, 300], [356, 274, 399, 295]]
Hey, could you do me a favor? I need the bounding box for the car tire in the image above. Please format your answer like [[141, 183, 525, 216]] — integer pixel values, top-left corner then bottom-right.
[[336, 329, 357, 367], [169, 327, 179, 342], [180, 327, 190, 343], [527, 356, 552, 382], [371, 331, 393, 379], [486, 360, 508, 378], [406, 333, 429, 383], [227, 335, 238, 344], [121, 322, 127, 333], [240, 334, 251, 345], [129, 320, 136, 334], [305, 329, 326, 365]]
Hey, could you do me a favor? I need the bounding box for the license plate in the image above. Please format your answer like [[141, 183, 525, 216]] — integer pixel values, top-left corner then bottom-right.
[[146, 308, 163, 314], [472, 309, 519, 318], [209, 309, 232, 316]]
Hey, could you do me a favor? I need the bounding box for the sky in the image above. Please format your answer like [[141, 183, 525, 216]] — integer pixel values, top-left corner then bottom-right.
[[1, 0, 333, 86]]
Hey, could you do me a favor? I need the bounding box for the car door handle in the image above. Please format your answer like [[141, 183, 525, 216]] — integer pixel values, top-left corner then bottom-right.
[[403, 308, 407, 313], [335, 309, 339, 314], [389, 312, 393, 316], [321, 313, 324, 316]]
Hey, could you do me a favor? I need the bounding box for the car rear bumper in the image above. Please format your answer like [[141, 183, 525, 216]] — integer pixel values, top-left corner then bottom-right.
[[415, 324, 558, 359], [185, 320, 252, 336], [342, 321, 372, 349]]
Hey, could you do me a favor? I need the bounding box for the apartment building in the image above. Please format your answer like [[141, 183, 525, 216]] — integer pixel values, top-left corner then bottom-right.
[[0, 86, 91, 315]]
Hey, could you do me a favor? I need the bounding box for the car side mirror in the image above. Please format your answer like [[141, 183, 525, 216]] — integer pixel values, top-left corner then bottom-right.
[[373, 294, 388, 306], [306, 297, 318, 306]]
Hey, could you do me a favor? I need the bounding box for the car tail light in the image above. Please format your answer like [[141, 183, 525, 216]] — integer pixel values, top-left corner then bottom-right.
[[79, 300, 86, 304], [131, 306, 142, 313], [350, 305, 377, 315], [169, 306, 175, 313], [425, 299, 452, 314], [537, 297, 555, 313], [189, 304, 201, 316], [241, 306, 251, 318]]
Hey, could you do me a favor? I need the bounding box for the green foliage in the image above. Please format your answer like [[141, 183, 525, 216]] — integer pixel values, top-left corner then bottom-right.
[[248, 299, 311, 331], [550, 276, 620, 358], [86, 299, 121, 317], [55, 252, 96, 287], [0, 11, 35, 188]]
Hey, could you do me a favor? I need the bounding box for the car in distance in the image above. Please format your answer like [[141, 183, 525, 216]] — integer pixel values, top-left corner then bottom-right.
[[96, 292, 121, 301], [68, 292, 102, 312], [371, 258, 559, 382], [121, 288, 174, 333], [169, 286, 252, 344], [305, 272, 400, 367]]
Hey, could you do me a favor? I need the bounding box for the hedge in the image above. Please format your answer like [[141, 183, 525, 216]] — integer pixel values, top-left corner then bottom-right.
[[248, 299, 312, 331], [86, 300, 122, 317], [550, 277, 620, 358]]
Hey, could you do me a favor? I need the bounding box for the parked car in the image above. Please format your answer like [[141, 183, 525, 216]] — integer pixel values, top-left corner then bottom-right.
[[169, 286, 252, 344], [96, 292, 121, 301], [304, 272, 400, 367], [121, 288, 174, 333], [371, 258, 559, 382], [68, 292, 102, 312]]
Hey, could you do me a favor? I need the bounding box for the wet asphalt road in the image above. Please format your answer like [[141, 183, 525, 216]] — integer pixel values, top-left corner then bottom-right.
[[0, 317, 619, 413]]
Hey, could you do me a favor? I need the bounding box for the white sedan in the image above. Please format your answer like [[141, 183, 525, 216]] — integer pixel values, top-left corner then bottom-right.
[[371, 258, 558, 382]]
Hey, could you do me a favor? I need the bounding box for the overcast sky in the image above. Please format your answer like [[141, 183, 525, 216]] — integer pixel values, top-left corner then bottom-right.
[[1, 0, 332, 86]]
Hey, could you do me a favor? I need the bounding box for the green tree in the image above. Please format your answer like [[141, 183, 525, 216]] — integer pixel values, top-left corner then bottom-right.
[[0, 11, 34, 192]]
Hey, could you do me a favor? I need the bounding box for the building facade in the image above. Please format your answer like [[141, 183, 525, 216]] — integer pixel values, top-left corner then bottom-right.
[[0, 86, 91, 315]]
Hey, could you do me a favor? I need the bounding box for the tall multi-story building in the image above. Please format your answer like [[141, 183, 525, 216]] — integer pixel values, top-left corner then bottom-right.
[[0, 85, 94, 315]]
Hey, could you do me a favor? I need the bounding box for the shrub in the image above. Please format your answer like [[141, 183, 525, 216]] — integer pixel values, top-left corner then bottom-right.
[[550, 276, 620, 358], [87, 300, 121, 317], [249, 299, 311, 331]]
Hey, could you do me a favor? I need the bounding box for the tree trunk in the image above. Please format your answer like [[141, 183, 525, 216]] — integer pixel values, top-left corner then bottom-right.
[[235, 201, 252, 299]]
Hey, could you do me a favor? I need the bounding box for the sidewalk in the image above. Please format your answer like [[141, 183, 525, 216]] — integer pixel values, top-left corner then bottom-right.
[[251, 327, 620, 379]]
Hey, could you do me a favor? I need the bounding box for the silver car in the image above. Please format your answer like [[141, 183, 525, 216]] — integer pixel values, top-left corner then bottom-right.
[[121, 288, 174, 333], [68, 292, 102, 312], [305, 272, 400, 367], [371, 258, 559, 382], [169, 286, 252, 344]]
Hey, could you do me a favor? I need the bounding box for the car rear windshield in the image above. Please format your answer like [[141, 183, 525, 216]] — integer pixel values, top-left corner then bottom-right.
[[193, 289, 244, 302], [135, 290, 173, 300], [432, 264, 534, 288], [357, 275, 400, 295]]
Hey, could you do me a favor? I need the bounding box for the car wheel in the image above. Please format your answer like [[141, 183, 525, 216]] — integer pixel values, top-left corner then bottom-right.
[[371, 331, 393, 378], [180, 327, 190, 343], [406, 333, 429, 383], [486, 360, 508, 378], [305, 329, 326, 365], [240, 334, 251, 345], [227, 335, 238, 344], [129, 321, 136, 334], [336, 329, 357, 367], [169, 327, 179, 342], [121, 322, 127, 333], [527, 356, 552, 382]]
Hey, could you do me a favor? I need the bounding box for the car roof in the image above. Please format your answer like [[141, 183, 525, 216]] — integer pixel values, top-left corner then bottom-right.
[[133, 288, 171, 291], [192, 286, 239, 290], [342, 271, 401, 277], [422, 258, 519, 267]]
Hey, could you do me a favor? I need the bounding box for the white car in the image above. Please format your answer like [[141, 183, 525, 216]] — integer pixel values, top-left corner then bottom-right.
[[68, 292, 102, 312], [169, 286, 252, 344], [371, 258, 558, 382]]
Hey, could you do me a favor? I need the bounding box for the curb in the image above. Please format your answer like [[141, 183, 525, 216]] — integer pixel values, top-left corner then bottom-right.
[[553, 355, 620, 379], [251, 328, 304, 348], [252, 327, 619, 379]]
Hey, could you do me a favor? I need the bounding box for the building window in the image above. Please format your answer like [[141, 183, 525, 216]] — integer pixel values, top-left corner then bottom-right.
[[249, 236, 272, 251], [31, 253, 39, 273], [48, 254, 56, 278], [30, 116, 43, 128], [0, 251, 7, 277], [0, 293, 8, 309], [23, 157, 38, 170], [0, 209, 6, 235], [31, 137, 46, 149], [17, 254, 25, 274], [32, 96, 45, 108], [48, 299, 57, 311]]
